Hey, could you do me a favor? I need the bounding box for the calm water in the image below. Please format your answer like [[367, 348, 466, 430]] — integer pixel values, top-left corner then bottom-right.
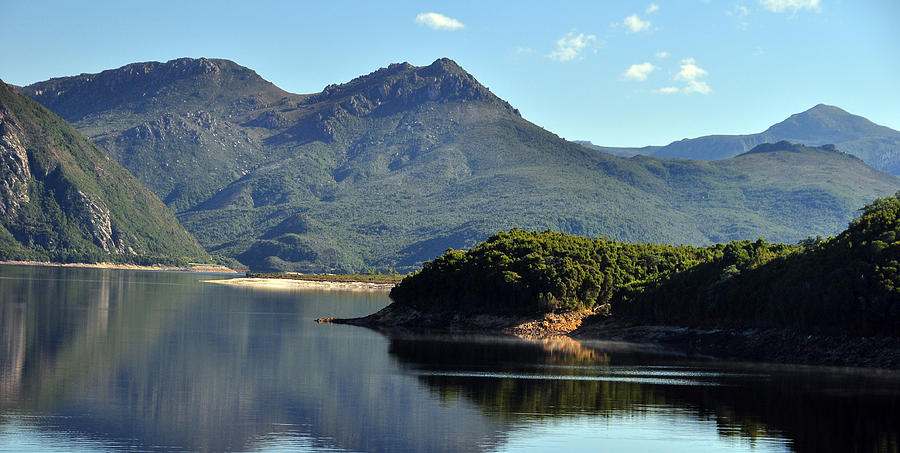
[[0, 265, 897, 453]]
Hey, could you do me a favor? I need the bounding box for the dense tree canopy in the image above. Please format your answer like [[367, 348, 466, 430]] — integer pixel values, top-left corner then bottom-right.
[[391, 194, 900, 335]]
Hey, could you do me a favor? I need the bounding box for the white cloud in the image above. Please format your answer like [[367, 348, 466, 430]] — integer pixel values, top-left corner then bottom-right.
[[547, 32, 597, 62], [655, 51, 669, 58], [729, 5, 751, 16], [623, 62, 658, 81], [515, 46, 535, 55], [646, 3, 660, 14], [623, 14, 651, 32], [758, 0, 821, 13], [654, 58, 712, 95], [415, 12, 465, 30], [675, 58, 712, 94]]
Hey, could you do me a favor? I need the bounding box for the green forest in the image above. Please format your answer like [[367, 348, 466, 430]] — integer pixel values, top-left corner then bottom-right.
[[390, 194, 900, 336]]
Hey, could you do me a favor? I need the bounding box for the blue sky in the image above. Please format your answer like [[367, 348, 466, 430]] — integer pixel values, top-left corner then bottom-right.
[[2, 0, 898, 146]]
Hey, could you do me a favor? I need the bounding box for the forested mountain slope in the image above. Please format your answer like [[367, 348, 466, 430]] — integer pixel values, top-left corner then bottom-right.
[[0, 80, 209, 264], [21, 59, 900, 272]]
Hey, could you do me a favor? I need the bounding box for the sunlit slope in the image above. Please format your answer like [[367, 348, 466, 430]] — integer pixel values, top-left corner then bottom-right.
[[22, 59, 900, 272], [0, 80, 208, 264]]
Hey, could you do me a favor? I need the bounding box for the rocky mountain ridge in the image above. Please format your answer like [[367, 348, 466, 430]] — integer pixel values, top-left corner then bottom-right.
[[19, 58, 900, 272]]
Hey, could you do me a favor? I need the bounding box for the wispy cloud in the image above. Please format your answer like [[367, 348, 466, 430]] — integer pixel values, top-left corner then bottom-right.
[[646, 3, 660, 14], [623, 13, 651, 32], [623, 62, 658, 81], [547, 31, 597, 62], [415, 12, 465, 30], [655, 86, 680, 94], [655, 51, 669, 59], [654, 58, 712, 95], [729, 5, 751, 16], [727, 5, 752, 29], [758, 0, 821, 13]]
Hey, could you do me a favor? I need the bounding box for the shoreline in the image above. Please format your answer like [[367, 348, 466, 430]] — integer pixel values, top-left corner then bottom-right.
[[205, 277, 395, 292], [0, 260, 239, 273], [318, 304, 900, 370]]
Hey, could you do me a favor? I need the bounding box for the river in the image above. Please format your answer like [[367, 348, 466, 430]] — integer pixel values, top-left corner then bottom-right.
[[0, 264, 896, 452]]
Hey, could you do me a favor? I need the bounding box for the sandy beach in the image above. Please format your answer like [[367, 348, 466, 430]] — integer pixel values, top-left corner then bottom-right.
[[1, 260, 238, 273], [205, 277, 395, 292]]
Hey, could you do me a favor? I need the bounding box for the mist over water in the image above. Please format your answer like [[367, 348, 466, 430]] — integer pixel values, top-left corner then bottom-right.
[[0, 265, 897, 452]]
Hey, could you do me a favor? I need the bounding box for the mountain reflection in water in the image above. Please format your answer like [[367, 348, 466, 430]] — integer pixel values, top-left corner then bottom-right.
[[0, 265, 897, 452]]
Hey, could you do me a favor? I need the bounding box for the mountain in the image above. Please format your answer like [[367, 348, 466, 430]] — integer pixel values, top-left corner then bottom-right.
[[573, 140, 661, 157], [588, 105, 900, 174], [0, 79, 209, 264], [25, 58, 290, 212], [21, 58, 900, 272]]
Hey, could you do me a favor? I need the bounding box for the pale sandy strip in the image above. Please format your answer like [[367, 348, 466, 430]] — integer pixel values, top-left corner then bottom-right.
[[203, 277, 394, 292], [1, 260, 236, 273]]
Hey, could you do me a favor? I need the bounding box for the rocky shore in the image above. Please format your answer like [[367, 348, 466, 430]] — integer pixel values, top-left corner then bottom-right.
[[318, 304, 900, 369]]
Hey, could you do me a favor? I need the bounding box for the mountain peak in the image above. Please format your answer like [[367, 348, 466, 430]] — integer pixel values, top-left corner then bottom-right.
[[807, 103, 848, 114], [420, 57, 467, 77], [24, 57, 287, 124], [764, 103, 893, 144], [313, 58, 518, 116]]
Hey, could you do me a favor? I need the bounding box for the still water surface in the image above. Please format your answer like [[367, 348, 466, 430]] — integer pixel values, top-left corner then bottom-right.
[[0, 265, 897, 452]]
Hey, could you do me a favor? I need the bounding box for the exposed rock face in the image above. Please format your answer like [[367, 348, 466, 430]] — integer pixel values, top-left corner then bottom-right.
[[0, 78, 209, 262], [70, 189, 136, 254], [0, 111, 137, 253], [0, 109, 30, 218]]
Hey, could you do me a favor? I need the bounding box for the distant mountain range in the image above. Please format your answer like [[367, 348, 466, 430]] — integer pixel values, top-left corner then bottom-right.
[[18, 58, 900, 272], [577, 104, 900, 174], [0, 79, 208, 264]]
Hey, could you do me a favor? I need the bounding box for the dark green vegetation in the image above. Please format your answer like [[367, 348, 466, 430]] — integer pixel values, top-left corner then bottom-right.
[[0, 80, 209, 265], [580, 104, 900, 175], [390, 228, 713, 313], [392, 194, 900, 336], [22, 58, 900, 272]]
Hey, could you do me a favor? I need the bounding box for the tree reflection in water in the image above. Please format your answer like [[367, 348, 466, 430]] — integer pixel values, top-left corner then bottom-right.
[[387, 334, 900, 453], [0, 265, 897, 453]]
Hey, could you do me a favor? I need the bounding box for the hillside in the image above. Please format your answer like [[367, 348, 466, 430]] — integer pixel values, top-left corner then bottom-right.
[[389, 192, 900, 336], [25, 58, 291, 212], [0, 80, 209, 264], [588, 104, 900, 174], [21, 58, 900, 272]]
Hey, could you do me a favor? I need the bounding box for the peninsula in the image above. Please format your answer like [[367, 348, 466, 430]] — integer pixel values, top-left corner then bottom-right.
[[321, 194, 900, 368]]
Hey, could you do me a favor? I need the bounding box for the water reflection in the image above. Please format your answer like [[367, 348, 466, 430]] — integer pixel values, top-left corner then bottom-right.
[[386, 335, 900, 453], [0, 265, 898, 452], [0, 265, 503, 452]]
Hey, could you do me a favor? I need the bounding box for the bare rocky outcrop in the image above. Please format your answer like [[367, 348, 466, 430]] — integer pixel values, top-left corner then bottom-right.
[[0, 109, 31, 218], [69, 189, 137, 254]]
